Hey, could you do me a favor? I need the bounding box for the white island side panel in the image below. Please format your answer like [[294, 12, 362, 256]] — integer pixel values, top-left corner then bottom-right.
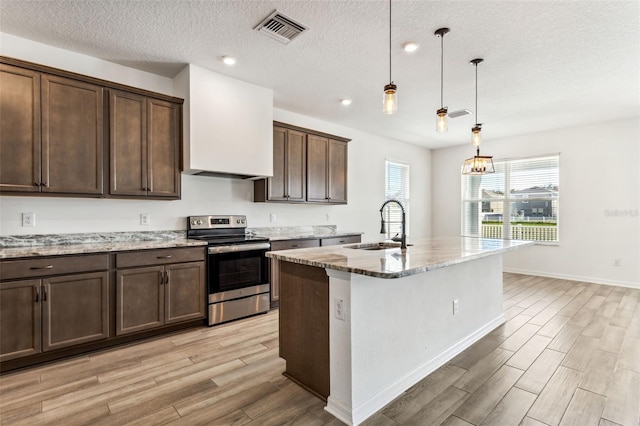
[[326, 254, 504, 426]]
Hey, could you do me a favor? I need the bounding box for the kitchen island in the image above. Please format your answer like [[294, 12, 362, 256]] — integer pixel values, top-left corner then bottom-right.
[[267, 236, 532, 426]]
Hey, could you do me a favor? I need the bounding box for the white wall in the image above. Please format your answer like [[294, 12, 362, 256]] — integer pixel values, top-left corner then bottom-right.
[[432, 118, 640, 287], [0, 34, 432, 242]]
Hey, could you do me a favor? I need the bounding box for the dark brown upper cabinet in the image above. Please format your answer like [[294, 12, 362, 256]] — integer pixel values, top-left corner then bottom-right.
[[0, 56, 183, 200], [0, 65, 104, 195], [110, 91, 180, 199], [255, 122, 349, 204], [254, 126, 306, 202]]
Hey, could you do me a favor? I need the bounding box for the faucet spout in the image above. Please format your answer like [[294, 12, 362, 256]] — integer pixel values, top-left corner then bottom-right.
[[379, 199, 407, 251]]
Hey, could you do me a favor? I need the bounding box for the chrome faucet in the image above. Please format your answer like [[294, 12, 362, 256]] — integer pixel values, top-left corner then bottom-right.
[[379, 199, 407, 251]]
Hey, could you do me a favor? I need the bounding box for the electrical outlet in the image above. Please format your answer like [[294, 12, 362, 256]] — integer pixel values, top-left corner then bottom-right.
[[613, 258, 622, 267], [326, 213, 331, 222], [453, 299, 459, 315], [335, 298, 345, 321], [270, 213, 277, 223], [22, 212, 35, 227], [140, 213, 150, 226]]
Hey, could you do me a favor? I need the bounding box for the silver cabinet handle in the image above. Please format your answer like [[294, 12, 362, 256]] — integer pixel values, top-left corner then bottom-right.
[[30, 265, 53, 270], [35, 286, 40, 302], [43, 285, 48, 302], [157, 255, 173, 259]]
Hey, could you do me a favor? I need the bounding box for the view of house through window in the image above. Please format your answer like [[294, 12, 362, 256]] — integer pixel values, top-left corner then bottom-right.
[[384, 160, 410, 240], [462, 155, 559, 242]]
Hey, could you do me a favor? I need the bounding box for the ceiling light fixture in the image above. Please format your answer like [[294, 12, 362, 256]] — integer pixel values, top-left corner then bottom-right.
[[222, 56, 236, 65], [402, 42, 419, 53], [434, 27, 450, 133], [382, 0, 397, 115], [340, 99, 352, 106], [462, 58, 495, 175]]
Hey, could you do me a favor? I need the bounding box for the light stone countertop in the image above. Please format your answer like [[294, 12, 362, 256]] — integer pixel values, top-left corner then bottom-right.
[[0, 231, 208, 259], [266, 236, 533, 279], [248, 225, 363, 241]]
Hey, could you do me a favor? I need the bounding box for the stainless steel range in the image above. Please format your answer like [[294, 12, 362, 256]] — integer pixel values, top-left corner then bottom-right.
[[187, 215, 270, 326]]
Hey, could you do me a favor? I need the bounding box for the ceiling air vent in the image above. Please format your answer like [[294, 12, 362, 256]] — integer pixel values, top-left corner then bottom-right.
[[254, 11, 307, 44]]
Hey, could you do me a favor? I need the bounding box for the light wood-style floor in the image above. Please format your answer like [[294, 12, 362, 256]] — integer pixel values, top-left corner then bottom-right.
[[1, 273, 638, 426]]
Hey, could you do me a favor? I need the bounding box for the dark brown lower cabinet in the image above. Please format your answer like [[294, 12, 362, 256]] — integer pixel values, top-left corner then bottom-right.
[[0, 272, 109, 362], [116, 262, 205, 336]]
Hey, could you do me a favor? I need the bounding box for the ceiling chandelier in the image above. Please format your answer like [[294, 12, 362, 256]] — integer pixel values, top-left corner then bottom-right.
[[462, 58, 495, 175], [382, 0, 397, 114]]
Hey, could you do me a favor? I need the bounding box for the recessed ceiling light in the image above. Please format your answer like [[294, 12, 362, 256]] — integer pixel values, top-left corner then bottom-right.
[[340, 99, 352, 106], [221, 56, 237, 65], [402, 42, 419, 53]]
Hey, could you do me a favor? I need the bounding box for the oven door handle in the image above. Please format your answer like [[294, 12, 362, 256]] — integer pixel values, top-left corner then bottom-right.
[[208, 243, 271, 254]]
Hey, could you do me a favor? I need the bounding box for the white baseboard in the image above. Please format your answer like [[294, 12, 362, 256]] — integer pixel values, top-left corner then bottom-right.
[[503, 267, 640, 289], [325, 396, 354, 426], [345, 314, 506, 426]]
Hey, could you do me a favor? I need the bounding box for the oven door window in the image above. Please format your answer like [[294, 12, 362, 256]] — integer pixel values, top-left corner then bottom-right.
[[209, 250, 269, 293]]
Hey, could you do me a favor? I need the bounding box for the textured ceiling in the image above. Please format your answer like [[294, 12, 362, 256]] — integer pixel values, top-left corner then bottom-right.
[[1, 0, 638, 149]]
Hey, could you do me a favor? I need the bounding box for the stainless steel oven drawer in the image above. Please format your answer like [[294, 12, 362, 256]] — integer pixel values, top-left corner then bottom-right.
[[209, 292, 270, 325]]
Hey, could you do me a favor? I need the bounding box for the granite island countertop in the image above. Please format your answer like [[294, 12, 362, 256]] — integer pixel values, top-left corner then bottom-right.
[[248, 225, 363, 241], [0, 231, 207, 259], [266, 236, 533, 279]]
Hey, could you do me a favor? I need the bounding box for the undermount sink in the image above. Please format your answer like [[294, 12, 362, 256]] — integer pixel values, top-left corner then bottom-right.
[[346, 242, 412, 250]]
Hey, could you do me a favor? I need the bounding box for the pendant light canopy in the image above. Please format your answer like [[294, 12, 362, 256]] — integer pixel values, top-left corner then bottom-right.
[[462, 58, 495, 175], [434, 27, 450, 132], [382, 0, 397, 114]]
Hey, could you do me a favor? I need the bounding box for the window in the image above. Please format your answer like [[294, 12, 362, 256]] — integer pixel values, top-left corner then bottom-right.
[[384, 160, 410, 239], [462, 155, 559, 242]]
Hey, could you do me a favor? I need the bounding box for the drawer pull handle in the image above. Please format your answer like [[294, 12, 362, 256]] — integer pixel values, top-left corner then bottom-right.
[[35, 286, 40, 302], [291, 245, 300, 248], [339, 240, 345, 243], [30, 265, 54, 270], [157, 255, 173, 259], [164, 271, 169, 284], [43, 285, 48, 302]]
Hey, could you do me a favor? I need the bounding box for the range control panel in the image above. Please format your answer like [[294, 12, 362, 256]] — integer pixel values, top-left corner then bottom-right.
[[188, 215, 247, 229]]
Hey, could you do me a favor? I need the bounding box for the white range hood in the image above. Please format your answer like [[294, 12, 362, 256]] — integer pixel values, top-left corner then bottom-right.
[[174, 64, 273, 179]]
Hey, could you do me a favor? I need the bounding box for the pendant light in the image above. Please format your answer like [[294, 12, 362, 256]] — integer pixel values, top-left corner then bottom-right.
[[382, 0, 397, 114], [434, 28, 450, 132], [462, 58, 495, 175]]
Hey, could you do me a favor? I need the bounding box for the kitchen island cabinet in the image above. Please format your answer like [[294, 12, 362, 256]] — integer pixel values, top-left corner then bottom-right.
[[268, 237, 532, 426]]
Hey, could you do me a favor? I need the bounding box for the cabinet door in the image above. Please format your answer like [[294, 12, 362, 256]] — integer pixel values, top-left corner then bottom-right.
[[41, 74, 104, 194], [164, 262, 205, 324], [0, 280, 41, 362], [0, 64, 41, 192], [285, 129, 306, 202], [306, 135, 329, 202], [116, 266, 164, 335], [328, 139, 348, 204], [267, 126, 287, 201], [42, 272, 109, 352], [110, 90, 147, 196], [147, 98, 180, 198]]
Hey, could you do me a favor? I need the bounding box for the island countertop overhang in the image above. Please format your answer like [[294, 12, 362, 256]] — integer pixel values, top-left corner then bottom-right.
[[266, 236, 533, 279]]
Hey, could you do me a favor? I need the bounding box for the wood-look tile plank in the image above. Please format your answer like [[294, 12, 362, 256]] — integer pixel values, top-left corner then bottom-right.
[[602, 368, 640, 426], [454, 347, 514, 393], [439, 415, 475, 426], [242, 383, 320, 426], [479, 386, 537, 426], [382, 364, 467, 423], [582, 315, 610, 339], [506, 335, 552, 371], [515, 348, 565, 395], [559, 388, 606, 426], [402, 385, 470, 426], [599, 419, 624, 426], [617, 336, 640, 373], [0, 402, 42, 425], [359, 412, 399, 426], [599, 325, 627, 354], [547, 324, 583, 353], [520, 416, 549, 426], [578, 349, 617, 396], [561, 335, 599, 371], [120, 405, 181, 426], [528, 306, 561, 326], [500, 323, 541, 352], [538, 315, 572, 338], [453, 365, 523, 425], [610, 307, 634, 328], [0, 376, 99, 412], [527, 366, 583, 426], [596, 301, 620, 319]]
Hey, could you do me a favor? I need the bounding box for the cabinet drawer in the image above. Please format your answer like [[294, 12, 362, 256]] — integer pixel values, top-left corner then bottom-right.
[[116, 247, 205, 268], [0, 254, 109, 281], [320, 235, 361, 246], [270, 239, 320, 251]]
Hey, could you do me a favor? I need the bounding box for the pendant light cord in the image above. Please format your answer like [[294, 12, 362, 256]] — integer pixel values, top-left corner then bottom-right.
[[389, 0, 392, 83], [440, 34, 444, 108], [475, 62, 478, 125]]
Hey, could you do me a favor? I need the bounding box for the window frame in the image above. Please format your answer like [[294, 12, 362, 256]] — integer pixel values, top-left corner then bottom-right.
[[384, 159, 410, 240], [461, 153, 560, 244]]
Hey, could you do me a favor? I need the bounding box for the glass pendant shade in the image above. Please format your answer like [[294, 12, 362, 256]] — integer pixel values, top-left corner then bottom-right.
[[436, 108, 448, 132], [462, 148, 495, 175], [383, 83, 397, 115], [471, 125, 482, 146]]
